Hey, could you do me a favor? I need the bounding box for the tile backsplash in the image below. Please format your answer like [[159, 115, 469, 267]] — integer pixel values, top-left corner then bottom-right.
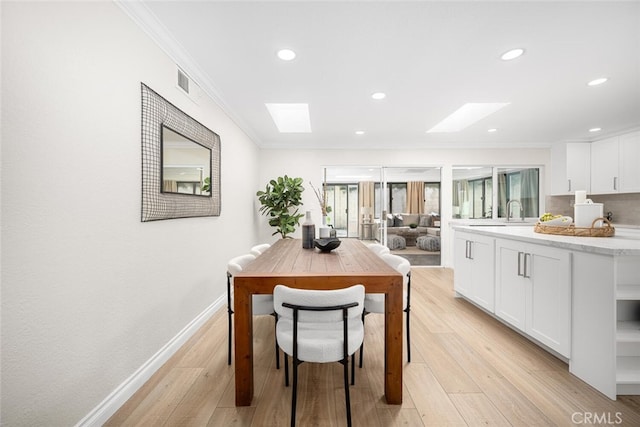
[[546, 193, 640, 226]]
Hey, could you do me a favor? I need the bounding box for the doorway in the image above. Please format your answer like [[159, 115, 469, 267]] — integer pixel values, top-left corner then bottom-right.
[[324, 183, 359, 238], [323, 166, 441, 266]]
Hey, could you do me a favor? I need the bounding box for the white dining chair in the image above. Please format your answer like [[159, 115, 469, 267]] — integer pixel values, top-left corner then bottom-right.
[[227, 254, 279, 367], [274, 284, 365, 427], [250, 243, 271, 257], [367, 243, 390, 256], [360, 253, 411, 367]]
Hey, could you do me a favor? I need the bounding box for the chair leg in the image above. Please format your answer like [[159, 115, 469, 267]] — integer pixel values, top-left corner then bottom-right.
[[284, 353, 289, 387], [227, 310, 233, 365], [359, 311, 366, 368], [274, 315, 280, 369], [405, 308, 411, 363], [291, 358, 299, 427], [344, 355, 352, 427], [351, 354, 355, 385]]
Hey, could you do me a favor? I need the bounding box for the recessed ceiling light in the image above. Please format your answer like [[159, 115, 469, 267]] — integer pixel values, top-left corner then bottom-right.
[[589, 127, 602, 133], [488, 128, 498, 133], [501, 48, 525, 61], [265, 103, 311, 133], [277, 49, 296, 61], [371, 92, 386, 100], [355, 130, 365, 135], [587, 77, 608, 86], [427, 103, 510, 133]]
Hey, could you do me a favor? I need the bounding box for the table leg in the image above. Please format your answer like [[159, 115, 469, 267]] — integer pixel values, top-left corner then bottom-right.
[[234, 279, 253, 406], [385, 277, 403, 404]]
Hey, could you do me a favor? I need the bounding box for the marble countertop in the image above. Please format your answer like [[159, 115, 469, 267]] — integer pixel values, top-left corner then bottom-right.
[[452, 224, 640, 256]]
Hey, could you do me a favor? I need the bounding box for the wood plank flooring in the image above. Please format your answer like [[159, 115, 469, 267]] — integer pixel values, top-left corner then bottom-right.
[[106, 267, 640, 426]]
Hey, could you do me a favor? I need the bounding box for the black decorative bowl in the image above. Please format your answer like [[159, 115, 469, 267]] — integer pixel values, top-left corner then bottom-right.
[[314, 238, 341, 252]]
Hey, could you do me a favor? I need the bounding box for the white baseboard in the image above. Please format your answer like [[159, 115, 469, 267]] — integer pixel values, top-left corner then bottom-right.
[[75, 295, 226, 427]]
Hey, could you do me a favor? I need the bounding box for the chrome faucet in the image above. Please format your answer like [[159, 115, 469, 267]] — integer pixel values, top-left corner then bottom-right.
[[506, 199, 525, 222]]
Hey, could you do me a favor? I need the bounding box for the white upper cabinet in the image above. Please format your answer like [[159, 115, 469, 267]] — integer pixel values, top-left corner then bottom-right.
[[591, 136, 620, 194], [619, 131, 640, 193], [591, 131, 640, 194], [551, 142, 591, 195]]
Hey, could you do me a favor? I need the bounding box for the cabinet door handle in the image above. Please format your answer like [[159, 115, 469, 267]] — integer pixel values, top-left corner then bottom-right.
[[469, 241, 474, 260], [465, 241, 469, 258], [614, 177, 618, 191], [517, 252, 524, 276], [524, 253, 531, 278], [568, 179, 571, 192]]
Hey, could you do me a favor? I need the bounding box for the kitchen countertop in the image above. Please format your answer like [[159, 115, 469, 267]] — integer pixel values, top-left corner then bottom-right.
[[452, 224, 640, 256]]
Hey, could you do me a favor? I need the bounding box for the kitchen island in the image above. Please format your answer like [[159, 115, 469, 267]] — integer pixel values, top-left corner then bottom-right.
[[453, 224, 640, 400]]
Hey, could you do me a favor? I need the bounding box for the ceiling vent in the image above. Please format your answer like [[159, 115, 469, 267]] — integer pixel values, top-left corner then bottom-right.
[[177, 68, 190, 94]]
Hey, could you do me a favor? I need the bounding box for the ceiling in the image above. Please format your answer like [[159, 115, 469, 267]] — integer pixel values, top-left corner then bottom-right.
[[120, 1, 640, 150]]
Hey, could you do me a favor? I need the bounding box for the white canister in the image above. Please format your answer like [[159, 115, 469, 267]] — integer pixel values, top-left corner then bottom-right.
[[574, 202, 604, 228], [318, 226, 331, 238]]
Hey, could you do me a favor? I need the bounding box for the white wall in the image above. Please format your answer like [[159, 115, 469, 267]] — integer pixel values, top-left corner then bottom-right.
[[257, 148, 550, 266], [1, 3, 553, 424], [1, 2, 259, 425]]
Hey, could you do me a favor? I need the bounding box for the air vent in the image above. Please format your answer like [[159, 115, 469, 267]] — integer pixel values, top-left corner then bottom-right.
[[177, 68, 189, 94]]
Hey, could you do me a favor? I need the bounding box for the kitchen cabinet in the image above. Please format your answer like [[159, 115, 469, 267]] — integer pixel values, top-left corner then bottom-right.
[[453, 231, 495, 312], [453, 224, 640, 399], [591, 136, 619, 194], [572, 253, 640, 399], [619, 131, 640, 193], [551, 142, 591, 195], [495, 238, 571, 357], [591, 131, 640, 194]]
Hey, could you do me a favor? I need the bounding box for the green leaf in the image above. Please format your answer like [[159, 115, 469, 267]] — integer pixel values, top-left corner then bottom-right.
[[256, 175, 306, 238]]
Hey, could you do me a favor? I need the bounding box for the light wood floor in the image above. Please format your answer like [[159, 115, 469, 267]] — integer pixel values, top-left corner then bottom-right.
[[106, 268, 640, 426]]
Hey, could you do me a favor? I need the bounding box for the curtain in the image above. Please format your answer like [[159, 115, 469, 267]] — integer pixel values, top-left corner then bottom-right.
[[498, 173, 507, 217], [520, 168, 539, 217], [452, 180, 469, 218], [358, 181, 375, 223], [406, 181, 424, 214], [163, 180, 178, 192]]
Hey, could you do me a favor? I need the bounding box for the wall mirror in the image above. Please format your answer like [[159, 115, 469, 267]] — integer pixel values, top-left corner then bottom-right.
[[161, 125, 211, 196], [141, 83, 220, 221]]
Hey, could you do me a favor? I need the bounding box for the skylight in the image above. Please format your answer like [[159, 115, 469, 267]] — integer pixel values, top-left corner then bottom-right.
[[265, 103, 311, 133], [427, 103, 510, 133]]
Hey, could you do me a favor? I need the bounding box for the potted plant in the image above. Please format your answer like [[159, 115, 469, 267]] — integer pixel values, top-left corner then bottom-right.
[[309, 181, 332, 224], [256, 175, 305, 238]]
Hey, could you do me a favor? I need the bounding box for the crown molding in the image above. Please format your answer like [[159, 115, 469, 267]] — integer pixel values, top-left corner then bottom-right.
[[114, 0, 263, 146]]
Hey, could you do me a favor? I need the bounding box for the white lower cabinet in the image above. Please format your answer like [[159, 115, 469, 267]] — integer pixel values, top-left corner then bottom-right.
[[453, 231, 495, 312], [495, 238, 571, 357], [572, 253, 640, 399]]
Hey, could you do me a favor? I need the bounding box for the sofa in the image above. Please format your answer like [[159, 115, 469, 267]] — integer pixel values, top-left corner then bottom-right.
[[372, 213, 441, 247]]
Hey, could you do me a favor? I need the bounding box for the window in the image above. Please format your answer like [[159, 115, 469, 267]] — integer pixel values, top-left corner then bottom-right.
[[453, 166, 540, 220], [424, 183, 440, 216], [389, 183, 407, 214], [452, 167, 492, 219], [497, 168, 539, 218]]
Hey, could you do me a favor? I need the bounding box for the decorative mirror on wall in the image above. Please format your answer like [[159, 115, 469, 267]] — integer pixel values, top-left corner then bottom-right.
[[141, 83, 221, 221]]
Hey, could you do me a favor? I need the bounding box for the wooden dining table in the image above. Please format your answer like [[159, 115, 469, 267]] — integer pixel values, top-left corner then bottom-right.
[[233, 238, 404, 406]]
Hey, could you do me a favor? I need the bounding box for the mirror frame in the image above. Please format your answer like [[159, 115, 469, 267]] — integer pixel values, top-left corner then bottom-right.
[[141, 83, 221, 221]]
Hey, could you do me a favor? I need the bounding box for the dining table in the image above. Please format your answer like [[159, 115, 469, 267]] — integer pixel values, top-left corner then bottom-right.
[[233, 238, 404, 406]]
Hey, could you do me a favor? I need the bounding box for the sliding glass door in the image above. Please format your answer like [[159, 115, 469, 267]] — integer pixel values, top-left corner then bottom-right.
[[323, 167, 383, 239], [323, 166, 441, 266], [325, 183, 359, 237]]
